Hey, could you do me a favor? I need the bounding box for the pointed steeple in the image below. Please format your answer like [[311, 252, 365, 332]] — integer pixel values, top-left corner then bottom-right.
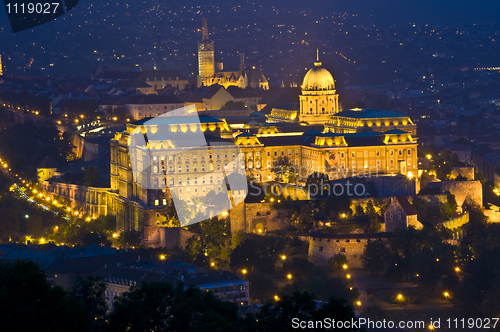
[[202, 17, 209, 41], [239, 53, 245, 73], [314, 48, 322, 67]]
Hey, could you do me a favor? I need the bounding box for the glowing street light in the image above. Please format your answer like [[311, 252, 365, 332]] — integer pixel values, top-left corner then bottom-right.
[[211, 262, 215, 267], [159, 255, 166, 260], [287, 274, 292, 280], [242, 269, 247, 275], [281, 255, 286, 260], [342, 264, 348, 270], [455, 267, 460, 272], [443, 291, 449, 298], [346, 274, 351, 279], [274, 295, 279, 301], [397, 294, 403, 300], [426, 154, 432, 160], [356, 301, 361, 306]]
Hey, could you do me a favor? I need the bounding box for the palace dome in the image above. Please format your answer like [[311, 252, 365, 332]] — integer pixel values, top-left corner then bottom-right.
[[302, 60, 335, 92]]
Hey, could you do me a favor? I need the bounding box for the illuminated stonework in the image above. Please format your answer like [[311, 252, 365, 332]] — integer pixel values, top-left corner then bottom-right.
[[196, 18, 268, 90], [299, 52, 339, 124]]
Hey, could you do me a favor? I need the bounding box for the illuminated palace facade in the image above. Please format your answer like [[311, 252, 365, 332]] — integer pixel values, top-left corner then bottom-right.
[[107, 57, 416, 242], [197, 18, 269, 90], [41, 55, 417, 247]]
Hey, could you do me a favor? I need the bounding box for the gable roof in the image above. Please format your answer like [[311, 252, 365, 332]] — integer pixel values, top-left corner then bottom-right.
[[37, 156, 60, 169], [395, 196, 417, 215]]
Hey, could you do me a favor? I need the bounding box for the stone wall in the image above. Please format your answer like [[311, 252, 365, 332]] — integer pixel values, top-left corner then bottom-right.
[[426, 181, 482, 209], [308, 232, 391, 268], [230, 201, 294, 234], [158, 228, 198, 249]]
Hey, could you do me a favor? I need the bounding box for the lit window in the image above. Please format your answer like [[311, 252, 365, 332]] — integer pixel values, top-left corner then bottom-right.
[[154, 200, 159, 206], [163, 199, 167, 205]]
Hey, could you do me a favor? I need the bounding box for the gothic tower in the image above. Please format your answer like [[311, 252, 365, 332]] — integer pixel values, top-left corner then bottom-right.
[[197, 18, 215, 87]]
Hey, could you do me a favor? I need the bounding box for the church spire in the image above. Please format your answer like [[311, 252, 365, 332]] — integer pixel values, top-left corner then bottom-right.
[[202, 17, 209, 41]]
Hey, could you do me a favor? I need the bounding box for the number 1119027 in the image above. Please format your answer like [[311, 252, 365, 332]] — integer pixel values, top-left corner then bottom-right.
[[6, 3, 60, 14]]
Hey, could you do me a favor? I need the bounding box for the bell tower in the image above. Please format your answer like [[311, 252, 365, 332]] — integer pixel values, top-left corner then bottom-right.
[[197, 18, 215, 87]]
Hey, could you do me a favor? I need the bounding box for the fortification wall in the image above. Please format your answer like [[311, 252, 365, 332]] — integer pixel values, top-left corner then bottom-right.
[[308, 234, 389, 268], [158, 228, 198, 249], [230, 201, 294, 234], [426, 181, 482, 208]]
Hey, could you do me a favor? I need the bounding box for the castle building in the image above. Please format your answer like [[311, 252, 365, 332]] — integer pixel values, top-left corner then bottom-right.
[[197, 18, 268, 90], [40, 53, 419, 248]]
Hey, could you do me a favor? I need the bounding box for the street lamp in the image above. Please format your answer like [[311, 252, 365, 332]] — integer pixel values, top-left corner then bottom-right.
[[443, 291, 449, 298], [281, 255, 286, 261], [455, 267, 460, 272], [342, 264, 348, 270], [287, 274, 292, 280], [346, 274, 351, 279], [274, 295, 279, 301], [242, 269, 247, 275]]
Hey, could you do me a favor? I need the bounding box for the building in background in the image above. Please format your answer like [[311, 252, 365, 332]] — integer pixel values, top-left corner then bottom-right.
[[197, 18, 268, 90]]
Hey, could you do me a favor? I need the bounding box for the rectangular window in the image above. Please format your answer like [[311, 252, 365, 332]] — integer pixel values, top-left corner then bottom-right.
[[154, 200, 159, 206], [163, 199, 167, 205], [364, 151, 368, 157]]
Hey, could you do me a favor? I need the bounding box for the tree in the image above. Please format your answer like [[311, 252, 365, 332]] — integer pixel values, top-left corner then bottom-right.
[[246, 272, 279, 303], [0, 259, 90, 332], [328, 254, 348, 272], [362, 240, 391, 275], [254, 291, 357, 332], [70, 276, 107, 332], [0, 206, 20, 241], [27, 214, 44, 237], [186, 217, 231, 268], [274, 157, 297, 184], [108, 282, 241, 332], [220, 100, 247, 110], [230, 237, 275, 274], [117, 230, 142, 249]]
